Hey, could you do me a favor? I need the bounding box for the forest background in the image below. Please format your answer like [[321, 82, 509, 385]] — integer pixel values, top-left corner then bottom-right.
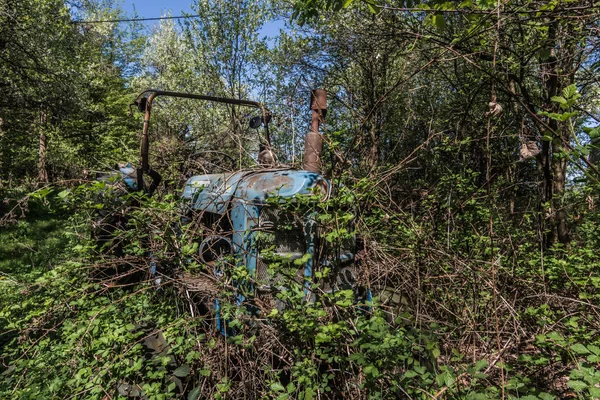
[[1, 0, 600, 399]]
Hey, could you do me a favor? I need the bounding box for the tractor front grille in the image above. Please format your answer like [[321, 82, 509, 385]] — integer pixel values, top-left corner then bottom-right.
[[256, 208, 307, 285]]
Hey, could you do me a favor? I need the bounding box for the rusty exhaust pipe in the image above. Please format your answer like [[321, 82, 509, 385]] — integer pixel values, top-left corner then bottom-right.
[[303, 89, 327, 173]]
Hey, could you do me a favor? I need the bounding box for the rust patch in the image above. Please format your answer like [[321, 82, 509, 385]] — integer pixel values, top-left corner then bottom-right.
[[243, 174, 265, 185], [243, 174, 294, 193], [303, 132, 323, 173]]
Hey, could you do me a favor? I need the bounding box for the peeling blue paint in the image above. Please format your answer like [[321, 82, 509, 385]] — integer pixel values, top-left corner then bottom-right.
[[182, 169, 329, 295]]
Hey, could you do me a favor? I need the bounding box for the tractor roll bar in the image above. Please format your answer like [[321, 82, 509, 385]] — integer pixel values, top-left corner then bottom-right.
[[133, 89, 272, 191]]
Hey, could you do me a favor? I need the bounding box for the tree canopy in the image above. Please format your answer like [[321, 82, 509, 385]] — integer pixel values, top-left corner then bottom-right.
[[1, 0, 600, 399]]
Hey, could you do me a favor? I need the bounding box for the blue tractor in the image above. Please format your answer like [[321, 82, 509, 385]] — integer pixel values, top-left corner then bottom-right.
[[97, 89, 364, 325]]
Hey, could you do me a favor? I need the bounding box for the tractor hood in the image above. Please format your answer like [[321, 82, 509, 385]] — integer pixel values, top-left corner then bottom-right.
[[182, 169, 329, 214]]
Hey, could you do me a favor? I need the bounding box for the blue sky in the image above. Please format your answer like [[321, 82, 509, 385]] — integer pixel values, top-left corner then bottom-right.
[[120, 0, 284, 38], [121, 0, 192, 20]]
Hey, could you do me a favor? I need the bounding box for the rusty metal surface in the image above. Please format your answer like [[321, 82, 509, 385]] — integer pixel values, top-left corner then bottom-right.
[[303, 132, 323, 173], [137, 91, 157, 188], [181, 169, 328, 209], [303, 89, 327, 173], [310, 89, 327, 114], [242, 172, 294, 192], [135, 89, 268, 110], [133, 89, 273, 190]]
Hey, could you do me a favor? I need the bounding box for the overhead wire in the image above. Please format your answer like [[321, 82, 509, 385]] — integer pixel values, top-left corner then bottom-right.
[[71, 3, 600, 24], [71, 14, 201, 24]]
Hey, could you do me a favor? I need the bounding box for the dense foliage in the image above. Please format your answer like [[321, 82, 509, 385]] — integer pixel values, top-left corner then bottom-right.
[[1, 0, 600, 399]]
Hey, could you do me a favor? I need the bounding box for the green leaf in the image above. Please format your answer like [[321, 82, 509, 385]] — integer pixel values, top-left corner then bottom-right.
[[436, 372, 446, 387], [589, 387, 600, 398], [567, 379, 588, 391], [404, 369, 418, 378], [583, 126, 600, 139], [550, 96, 567, 105], [188, 386, 201, 400], [445, 373, 455, 387], [570, 344, 590, 355], [131, 358, 143, 371], [432, 14, 446, 29], [364, 364, 380, 377], [304, 387, 315, 400], [173, 364, 191, 377], [365, 0, 382, 13], [475, 359, 488, 371], [182, 242, 199, 256], [547, 332, 564, 342], [467, 393, 490, 400], [538, 111, 577, 122], [414, 365, 426, 374], [31, 187, 54, 199], [587, 345, 600, 355], [538, 393, 555, 400], [287, 383, 296, 393], [563, 84, 578, 99], [335, 300, 352, 307], [270, 382, 285, 392]]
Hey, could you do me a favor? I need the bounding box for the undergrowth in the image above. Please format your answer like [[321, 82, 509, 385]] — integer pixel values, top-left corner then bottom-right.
[[0, 180, 599, 399]]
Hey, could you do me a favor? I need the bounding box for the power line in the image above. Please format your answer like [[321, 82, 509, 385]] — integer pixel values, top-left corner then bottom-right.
[[71, 14, 202, 24], [71, 2, 599, 24]]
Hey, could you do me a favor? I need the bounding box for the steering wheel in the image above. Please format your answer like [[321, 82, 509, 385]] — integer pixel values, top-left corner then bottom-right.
[[182, 150, 237, 178]]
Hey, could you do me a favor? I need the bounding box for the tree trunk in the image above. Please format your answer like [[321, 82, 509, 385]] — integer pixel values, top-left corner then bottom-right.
[[0, 117, 3, 176], [552, 139, 569, 244], [541, 19, 572, 246], [38, 110, 48, 183], [369, 120, 379, 168]]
